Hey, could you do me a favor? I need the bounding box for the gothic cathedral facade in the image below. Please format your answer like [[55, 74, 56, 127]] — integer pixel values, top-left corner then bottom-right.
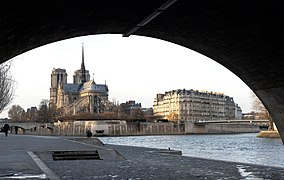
[[49, 44, 109, 115]]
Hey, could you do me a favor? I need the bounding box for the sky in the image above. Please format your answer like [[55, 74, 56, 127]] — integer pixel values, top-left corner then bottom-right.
[[0, 34, 254, 118]]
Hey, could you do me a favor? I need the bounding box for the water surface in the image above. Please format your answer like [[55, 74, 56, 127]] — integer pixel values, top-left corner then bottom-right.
[[99, 133, 284, 168]]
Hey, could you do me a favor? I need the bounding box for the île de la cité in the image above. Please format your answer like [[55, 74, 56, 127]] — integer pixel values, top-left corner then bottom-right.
[[1, 44, 274, 137]]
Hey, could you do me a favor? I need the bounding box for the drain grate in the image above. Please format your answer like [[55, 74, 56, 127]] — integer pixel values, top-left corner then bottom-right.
[[52, 150, 100, 160]]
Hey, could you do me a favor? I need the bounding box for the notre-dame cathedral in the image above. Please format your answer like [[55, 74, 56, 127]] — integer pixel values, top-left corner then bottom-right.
[[49, 44, 109, 115]]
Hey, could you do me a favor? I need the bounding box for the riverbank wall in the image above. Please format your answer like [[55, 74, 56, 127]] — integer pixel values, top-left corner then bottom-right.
[[5, 120, 260, 136], [185, 121, 260, 134]]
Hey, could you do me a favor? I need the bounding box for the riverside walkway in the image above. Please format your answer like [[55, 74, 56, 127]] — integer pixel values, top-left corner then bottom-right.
[[0, 134, 283, 179]]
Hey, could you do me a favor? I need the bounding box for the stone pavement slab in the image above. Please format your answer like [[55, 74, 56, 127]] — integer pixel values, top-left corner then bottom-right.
[[0, 134, 121, 179]]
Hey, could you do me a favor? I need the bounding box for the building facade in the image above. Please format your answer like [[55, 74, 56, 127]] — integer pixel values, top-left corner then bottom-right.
[[50, 44, 109, 115], [153, 89, 242, 121], [120, 100, 142, 115]]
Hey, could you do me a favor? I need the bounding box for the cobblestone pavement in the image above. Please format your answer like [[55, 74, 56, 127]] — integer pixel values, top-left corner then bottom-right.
[[39, 138, 284, 180], [1, 135, 284, 179]]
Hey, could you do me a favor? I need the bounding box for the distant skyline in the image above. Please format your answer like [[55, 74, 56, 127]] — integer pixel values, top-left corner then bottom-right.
[[0, 34, 254, 118]]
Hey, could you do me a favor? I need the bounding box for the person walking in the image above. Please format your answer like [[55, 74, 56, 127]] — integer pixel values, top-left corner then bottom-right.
[[86, 130, 93, 138], [3, 124, 10, 137]]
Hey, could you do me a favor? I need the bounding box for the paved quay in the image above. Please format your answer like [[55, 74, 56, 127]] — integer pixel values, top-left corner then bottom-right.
[[0, 134, 284, 179]]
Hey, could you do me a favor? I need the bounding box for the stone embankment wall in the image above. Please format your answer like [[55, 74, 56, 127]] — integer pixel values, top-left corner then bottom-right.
[[5, 120, 260, 136], [185, 121, 260, 134], [107, 123, 185, 136], [19, 121, 186, 136]]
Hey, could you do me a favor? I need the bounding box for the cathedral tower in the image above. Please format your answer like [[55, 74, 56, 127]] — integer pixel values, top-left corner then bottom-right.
[[50, 68, 67, 107]]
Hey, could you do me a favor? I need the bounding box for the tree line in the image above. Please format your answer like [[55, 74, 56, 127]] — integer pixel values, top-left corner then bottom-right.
[[7, 99, 57, 122], [7, 100, 153, 123]]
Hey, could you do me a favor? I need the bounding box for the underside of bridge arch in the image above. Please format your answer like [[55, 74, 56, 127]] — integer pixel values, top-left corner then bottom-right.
[[0, 0, 283, 142]]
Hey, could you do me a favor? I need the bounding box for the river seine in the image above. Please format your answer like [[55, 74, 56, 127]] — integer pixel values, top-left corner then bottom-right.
[[98, 133, 284, 168]]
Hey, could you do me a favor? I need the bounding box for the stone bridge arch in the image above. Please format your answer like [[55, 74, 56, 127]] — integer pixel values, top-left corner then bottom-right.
[[0, 0, 283, 142], [0, 123, 54, 135]]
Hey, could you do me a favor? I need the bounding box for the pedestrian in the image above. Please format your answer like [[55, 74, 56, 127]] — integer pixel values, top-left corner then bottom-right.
[[15, 126, 18, 134], [86, 130, 92, 138], [3, 124, 10, 137]]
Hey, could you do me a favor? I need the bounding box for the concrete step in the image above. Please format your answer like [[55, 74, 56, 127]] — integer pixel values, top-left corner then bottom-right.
[[52, 150, 100, 160]]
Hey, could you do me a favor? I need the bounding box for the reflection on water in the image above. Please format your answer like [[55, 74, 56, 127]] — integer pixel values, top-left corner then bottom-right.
[[237, 165, 260, 179], [99, 133, 284, 168], [0, 173, 46, 179]]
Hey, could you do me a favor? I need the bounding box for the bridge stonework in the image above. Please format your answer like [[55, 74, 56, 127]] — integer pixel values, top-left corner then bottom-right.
[[0, 0, 283, 142]]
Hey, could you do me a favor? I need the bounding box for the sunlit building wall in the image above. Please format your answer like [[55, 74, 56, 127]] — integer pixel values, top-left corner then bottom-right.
[[153, 89, 242, 121]]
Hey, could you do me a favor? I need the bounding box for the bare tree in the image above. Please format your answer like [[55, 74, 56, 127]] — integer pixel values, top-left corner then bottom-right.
[[8, 105, 25, 122], [38, 99, 51, 122], [251, 93, 274, 130], [0, 62, 15, 114], [130, 108, 144, 119]]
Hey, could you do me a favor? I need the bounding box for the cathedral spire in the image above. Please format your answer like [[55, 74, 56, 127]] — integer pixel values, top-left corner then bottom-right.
[[81, 43, 86, 84]]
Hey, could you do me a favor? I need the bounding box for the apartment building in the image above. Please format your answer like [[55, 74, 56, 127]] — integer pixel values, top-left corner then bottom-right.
[[153, 89, 242, 121]]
